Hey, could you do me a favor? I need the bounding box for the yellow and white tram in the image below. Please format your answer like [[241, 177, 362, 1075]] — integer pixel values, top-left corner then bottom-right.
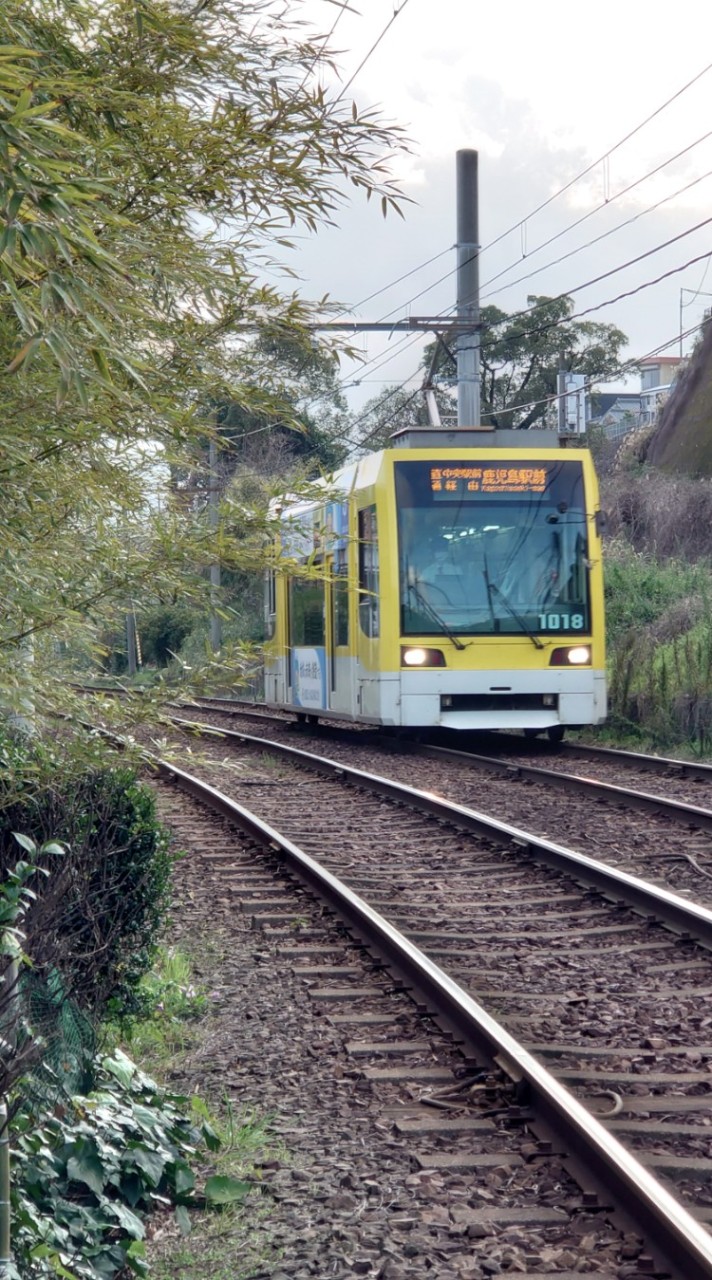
[[264, 428, 606, 739]]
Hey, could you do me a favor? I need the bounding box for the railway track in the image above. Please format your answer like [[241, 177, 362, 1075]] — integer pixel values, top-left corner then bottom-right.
[[170, 700, 712, 906], [180, 695, 712, 788], [140, 715, 712, 1277]]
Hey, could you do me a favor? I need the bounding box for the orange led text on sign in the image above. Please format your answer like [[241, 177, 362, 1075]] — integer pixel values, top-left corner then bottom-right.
[[429, 467, 547, 494]]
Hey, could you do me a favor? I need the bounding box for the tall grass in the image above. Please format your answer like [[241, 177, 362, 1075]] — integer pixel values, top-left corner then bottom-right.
[[603, 539, 712, 754]]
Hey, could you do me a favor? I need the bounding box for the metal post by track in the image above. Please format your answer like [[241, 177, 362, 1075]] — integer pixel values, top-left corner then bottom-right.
[[456, 149, 481, 428]]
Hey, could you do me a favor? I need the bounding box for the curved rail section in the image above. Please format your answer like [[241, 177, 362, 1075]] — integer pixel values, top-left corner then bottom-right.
[[560, 740, 712, 784], [378, 737, 712, 833], [170, 717, 712, 950], [179, 697, 712, 831], [155, 748, 712, 1280]]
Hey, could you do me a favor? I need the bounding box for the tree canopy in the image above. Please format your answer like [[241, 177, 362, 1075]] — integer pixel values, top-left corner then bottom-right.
[[0, 0, 406, 718], [354, 295, 628, 446]]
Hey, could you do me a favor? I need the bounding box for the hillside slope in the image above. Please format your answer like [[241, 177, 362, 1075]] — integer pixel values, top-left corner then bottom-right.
[[644, 323, 712, 474]]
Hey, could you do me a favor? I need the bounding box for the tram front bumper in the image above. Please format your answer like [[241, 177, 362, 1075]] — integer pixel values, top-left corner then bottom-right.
[[398, 668, 606, 730]]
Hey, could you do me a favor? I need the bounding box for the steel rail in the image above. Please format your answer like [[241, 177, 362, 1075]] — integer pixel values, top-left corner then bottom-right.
[[376, 737, 712, 832], [560, 739, 712, 783], [171, 716, 712, 951], [153, 750, 712, 1280], [178, 696, 712, 786]]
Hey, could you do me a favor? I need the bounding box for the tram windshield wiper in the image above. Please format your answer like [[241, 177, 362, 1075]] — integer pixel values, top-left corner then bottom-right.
[[482, 569, 545, 650], [407, 578, 468, 651]]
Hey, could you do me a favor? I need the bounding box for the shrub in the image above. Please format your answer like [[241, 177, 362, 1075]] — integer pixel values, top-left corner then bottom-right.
[[604, 470, 712, 561], [0, 736, 173, 1021], [602, 541, 712, 751]]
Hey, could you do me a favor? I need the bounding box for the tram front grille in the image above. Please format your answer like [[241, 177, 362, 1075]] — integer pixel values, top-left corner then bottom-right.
[[440, 693, 558, 712]]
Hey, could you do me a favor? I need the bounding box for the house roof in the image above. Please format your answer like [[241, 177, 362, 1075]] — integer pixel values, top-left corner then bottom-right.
[[590, 393, 640, 413]]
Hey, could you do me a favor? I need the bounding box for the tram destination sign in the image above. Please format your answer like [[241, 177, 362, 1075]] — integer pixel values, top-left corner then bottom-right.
[[429, 465, 548, 497]]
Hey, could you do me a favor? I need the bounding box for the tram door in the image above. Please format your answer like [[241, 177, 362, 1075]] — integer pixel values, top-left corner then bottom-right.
[[326, 543, 355, 715]]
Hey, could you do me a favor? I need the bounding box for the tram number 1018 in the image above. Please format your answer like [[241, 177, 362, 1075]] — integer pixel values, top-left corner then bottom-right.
[[538, 613, 585, 631]]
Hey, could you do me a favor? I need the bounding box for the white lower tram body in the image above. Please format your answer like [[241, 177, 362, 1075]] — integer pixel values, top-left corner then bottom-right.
[[394, 665, 605, 730], [268, 654, 607, 731]]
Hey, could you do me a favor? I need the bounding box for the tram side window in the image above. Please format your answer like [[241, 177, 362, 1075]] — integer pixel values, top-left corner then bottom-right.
[[289, 576, 325, 646], [358, 506, 379, 638]]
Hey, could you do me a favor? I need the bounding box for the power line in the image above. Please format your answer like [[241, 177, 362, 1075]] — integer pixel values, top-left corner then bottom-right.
[[340, 219, 712, 388], [333, 0, 414, 104], [475, 219, 712, 347], [294, 0, 349, 95], [365, 72, 712, 326], [375, 134, 712, 325], [481, 132, 712, 299], [354, 317, 704, 449], [348, 246, 452, 313], [469, 322, 702, 428], [342, 250, 712, 447], [480, 57, 712, 257], [481, 168, 712, 304]]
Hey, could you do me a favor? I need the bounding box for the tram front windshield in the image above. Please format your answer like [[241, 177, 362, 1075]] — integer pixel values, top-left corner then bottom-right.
[[395, 459, 591, 638]]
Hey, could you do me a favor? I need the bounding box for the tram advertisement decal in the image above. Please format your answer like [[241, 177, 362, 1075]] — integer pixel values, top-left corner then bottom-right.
[[292, 646, 327, 709]]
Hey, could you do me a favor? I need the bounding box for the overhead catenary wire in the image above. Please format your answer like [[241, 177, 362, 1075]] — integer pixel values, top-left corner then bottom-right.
[[336, 231, 712, 403], [481, 168, 712, 303], [391, 216, 712, 363], [480, 136, 712, 299], [348, 246, 452, 314], [374, 136, 712, 326], [349, 317, 705, 450], [332, 0, 413, 104], [361, 70, 712, 330], [480, 57, 712, 257], [226, 312, 706, 458], [490, 213, 712, 326], [465, 321, 705, 428], [293, 0, 349, 95]]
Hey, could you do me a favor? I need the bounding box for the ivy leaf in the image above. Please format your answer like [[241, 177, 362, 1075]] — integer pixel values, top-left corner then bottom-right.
[[200, 1120, 221, 1153], [173, 1161, 195, 1197], [174, 1204, 192, 1236], [130, 1146, 166, 1187], [204, 1175, 252, 1205], [67, 1147, 106, 1196], [11, 833, 36, 855], [102, 1049, 136, 1089], [107, 1201, 145, 1239]]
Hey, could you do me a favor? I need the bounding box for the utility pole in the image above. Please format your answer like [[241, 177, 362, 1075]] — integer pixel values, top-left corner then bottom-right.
[[456, 149, 480, 427], [557, 350, 567, 434], [126, 613, 137, 677], [208, 434, 222, 654]]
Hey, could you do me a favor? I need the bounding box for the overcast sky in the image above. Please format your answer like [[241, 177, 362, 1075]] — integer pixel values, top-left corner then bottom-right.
[[276, 0, 712, 420]]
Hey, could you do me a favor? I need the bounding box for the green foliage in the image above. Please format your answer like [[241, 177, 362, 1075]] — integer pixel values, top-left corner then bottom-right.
[[0, 738, 173, 1028], [350, 384, 434, 452], [356, 295, 628, 441], [475, 295, 628, 430], [604, 548, 706, 642], [120, 947, 207, 1032], [12, 1049, 221, 1280], [0, 835, 58, 962], [133, 605, 196, 669], [0, 0, 406, 728], [212, 329, 350, 480], [603, 541, 712, 752]]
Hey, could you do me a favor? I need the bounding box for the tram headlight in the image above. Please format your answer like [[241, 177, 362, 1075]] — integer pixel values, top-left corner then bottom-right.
[[401, 646, 446, 667], [549, 646, 591, 666]]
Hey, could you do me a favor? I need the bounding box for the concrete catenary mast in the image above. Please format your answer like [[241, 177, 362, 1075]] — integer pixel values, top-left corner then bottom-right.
[[456, 149, 481, 427]]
